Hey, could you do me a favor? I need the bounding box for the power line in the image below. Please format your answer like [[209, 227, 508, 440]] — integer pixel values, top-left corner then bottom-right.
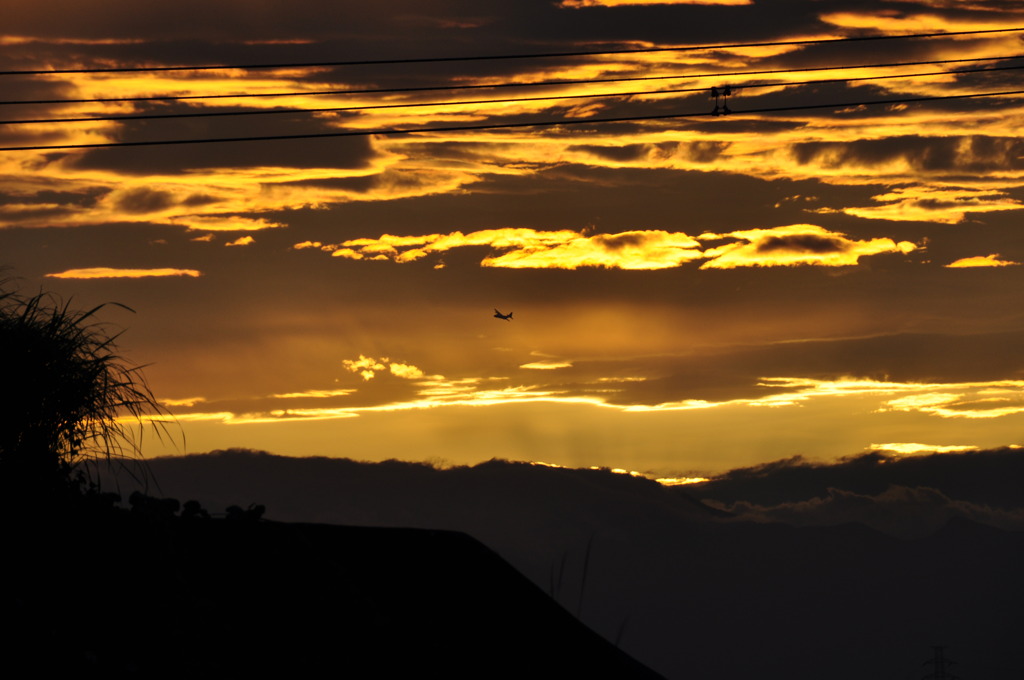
[[2, 54, 1019, 108], [2, 88, 1021, 153], [6, 63, 1023, 127], [2, 27, 1022, 76]]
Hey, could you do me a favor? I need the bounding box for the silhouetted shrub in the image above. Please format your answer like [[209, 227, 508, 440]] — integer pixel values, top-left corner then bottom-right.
[[225, 504, 265, 522], [181, 499, 210, 520], [0, 282, 168, 504], [128, 491, 181, 519]]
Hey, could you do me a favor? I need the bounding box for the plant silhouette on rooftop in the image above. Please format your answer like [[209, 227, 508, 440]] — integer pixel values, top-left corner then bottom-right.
[[0, 281, 169, 502]]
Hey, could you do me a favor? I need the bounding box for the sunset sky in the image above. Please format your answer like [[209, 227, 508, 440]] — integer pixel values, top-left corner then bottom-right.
[[3, 0, 1024, 477]]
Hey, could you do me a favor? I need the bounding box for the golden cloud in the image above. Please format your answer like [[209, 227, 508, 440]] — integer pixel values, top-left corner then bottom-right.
[[867, 442, 984, 457], [312, 225, 919, 270], [626, 377, 1024, 416], [946, 253, 1020, 268], [46, 267, 201, 279], [174, 216, 284, 232], [270, 388, 357, 399], [160, 397, 207, 408], [319, 227, 704, 270], [656, 476, 712, 486], [225, 235, 255, 247], [342, 355, 428, 381], [146, 364, 1024, 435], [389, 362, 426, 380], [820, 11, 1019, 33], [698, 225, 917, 269], [882, 388, 1024, 419], [483, 230, 706, 270], [520, 360, 574, 370], [830, 188, 1022, 224], [342, 355, 388, 381], [11, 23, 1024, 257]]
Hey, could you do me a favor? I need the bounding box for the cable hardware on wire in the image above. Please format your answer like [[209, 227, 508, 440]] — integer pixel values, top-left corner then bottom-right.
[[2, 88, 1021, 153], [6, 61, 1023, 127]]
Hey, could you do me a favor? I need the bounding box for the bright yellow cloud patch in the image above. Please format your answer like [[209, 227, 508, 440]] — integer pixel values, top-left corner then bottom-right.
[[342, 355, 388, 381], [698, 225, 917, 269], [320, 228, 705, 270], [310, 225, 918, 270], [389, 362, 426, 380], [342, 355, 428, 381], [882, 387, 1024, 419], [46, 267, 201, 279], [833, 188, 1022, 224], [225, 235, 255, 247], [174, 216, 284, 232], [946, 253, 1020, 268], [161, 397, 207, 408], [270, 389, 357, 399], [867, 442, 984, 457], [521, 361, 574, 370], [820, 10, 1017, 33]]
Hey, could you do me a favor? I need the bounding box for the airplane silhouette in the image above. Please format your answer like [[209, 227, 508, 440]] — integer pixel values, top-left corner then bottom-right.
[[494, 309, 513, 321]]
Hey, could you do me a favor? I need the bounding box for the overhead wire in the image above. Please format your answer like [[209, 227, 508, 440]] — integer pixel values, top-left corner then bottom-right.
[[3, 88, 1022, 152], [3, 27, 1021, 152], [2, 54, 1021, 108], [1, 26, 1021, 76], [5, 62, 1024, 127]]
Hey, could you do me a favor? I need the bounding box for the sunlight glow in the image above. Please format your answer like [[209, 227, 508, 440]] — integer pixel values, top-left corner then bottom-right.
[[656, 476, 711, 486], [867, 442, 984, 456]]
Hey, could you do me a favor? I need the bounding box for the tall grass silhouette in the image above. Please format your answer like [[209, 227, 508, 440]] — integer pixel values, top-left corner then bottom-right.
[[0, 281, 168, 502]]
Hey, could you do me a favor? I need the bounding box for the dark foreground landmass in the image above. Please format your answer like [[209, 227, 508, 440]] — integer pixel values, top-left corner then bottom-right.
[[117, 449, 1024, 680], [8, 506, 665, 678]]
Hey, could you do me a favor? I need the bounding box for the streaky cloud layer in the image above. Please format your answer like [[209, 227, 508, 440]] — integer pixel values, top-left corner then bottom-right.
[[307, 225, 916, 269], [46, 267, 202, 278]]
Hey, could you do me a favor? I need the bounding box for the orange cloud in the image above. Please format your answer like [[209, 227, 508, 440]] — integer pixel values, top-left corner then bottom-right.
[[698, 225, 917, 269], [945, 253, 1020, 268], [820, 11, 1019, 33], [225, 235, 255, 247], [46, 267, 201, 279]]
